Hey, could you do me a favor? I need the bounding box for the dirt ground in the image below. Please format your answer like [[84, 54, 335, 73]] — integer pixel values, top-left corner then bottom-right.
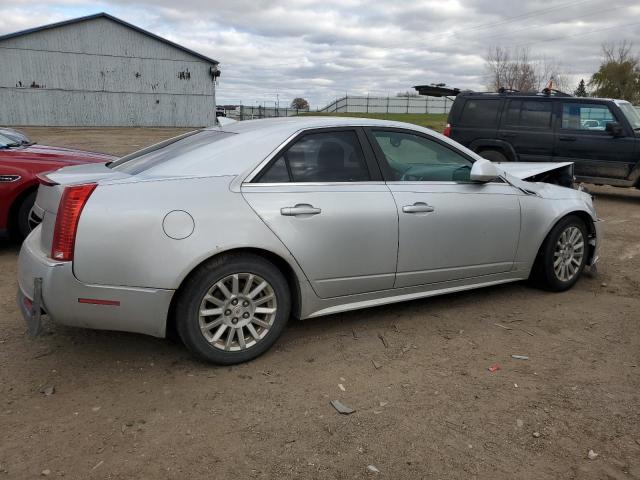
[[1, 128, 639, 479]]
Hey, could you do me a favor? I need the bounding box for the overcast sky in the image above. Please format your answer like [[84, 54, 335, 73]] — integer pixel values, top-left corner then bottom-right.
[[1, 0, 638, 108]]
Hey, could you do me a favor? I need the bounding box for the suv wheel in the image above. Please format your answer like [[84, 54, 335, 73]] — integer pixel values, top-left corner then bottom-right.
[[479, 150, 508, 163], [176, 253, 291, 364]]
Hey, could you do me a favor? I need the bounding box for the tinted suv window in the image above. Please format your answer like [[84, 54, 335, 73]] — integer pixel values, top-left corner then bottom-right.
[[258, 130, 370, 183], [459, 99, 500, 127], [371, 130, 472, 182], [505, 100, 552, 129], [562, 103, 615, 131]]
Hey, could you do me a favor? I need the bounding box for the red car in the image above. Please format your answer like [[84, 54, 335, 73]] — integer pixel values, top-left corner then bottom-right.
[[0, 128, 115, 239]]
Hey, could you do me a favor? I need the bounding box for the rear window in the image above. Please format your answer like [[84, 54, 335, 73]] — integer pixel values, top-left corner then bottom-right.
[[109, 130, 234, 175], [505, 100, 552, 129], [459, 99, 501, 127]]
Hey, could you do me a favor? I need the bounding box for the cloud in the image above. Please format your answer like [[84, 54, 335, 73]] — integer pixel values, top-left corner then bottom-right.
[[1, 0, 639, 107]]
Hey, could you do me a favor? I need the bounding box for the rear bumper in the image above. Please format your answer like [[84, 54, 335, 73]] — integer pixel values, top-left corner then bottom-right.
[[17, 227, 174, 338]]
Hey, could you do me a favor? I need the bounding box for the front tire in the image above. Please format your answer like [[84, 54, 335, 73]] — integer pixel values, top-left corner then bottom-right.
[[175, 253, 291, 365], [530, 215, 588, 291]]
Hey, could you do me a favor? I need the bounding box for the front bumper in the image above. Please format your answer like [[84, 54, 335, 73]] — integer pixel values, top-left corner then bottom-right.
[[17, 227, 174, 338], [588, 218, 603, 268]]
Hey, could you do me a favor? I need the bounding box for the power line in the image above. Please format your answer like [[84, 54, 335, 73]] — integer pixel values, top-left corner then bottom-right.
[[514, 20, 640, 48], [467, 3, 628, 44], [442, 0, 599, 36]]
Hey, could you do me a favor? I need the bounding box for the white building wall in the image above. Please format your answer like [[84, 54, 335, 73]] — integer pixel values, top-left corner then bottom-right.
[[0, 17, 217, 126]]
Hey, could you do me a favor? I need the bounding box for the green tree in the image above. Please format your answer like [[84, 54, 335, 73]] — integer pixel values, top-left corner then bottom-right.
[[589, 41, 640, 103], [290, 98, 309, 110], [574, 79, 588, 97]]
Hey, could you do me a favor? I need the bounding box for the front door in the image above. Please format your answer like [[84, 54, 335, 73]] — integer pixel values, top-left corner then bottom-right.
[[366, 128, 521, 288], [242, 128, 399, 298], [555, 101, 636, 179]]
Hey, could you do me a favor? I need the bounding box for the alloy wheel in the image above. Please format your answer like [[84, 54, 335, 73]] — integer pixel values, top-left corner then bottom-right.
[[198, 273, 278, 351], [553, 226, 585, 282]]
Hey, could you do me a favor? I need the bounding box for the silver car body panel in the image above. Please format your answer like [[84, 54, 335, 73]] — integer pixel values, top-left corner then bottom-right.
[[18, 117, 601, 338]]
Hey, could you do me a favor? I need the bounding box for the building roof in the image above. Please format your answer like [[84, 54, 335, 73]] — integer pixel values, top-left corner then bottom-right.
[[0, 12, 218, 65]]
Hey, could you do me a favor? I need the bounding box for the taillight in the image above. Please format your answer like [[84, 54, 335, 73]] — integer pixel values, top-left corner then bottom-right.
[[443, 123, 452, 137], [51, 183, 97, 261]]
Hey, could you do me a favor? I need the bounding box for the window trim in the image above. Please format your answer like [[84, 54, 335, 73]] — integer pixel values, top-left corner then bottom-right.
[[249, 127, 382, 184], [559, 101, 620, 134], [363, 126, 482, 184]]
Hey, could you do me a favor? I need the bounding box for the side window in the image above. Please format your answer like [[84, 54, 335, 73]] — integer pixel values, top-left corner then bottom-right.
[[459, 99, 501, 127], [504, 100, 552, 129], [371, 130, 472, 182], [562, 103, 615, 131], [257, 130, 370, 183]]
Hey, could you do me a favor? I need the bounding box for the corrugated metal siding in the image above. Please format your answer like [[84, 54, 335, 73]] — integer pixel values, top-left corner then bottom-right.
[[0, 17, 217, 126]]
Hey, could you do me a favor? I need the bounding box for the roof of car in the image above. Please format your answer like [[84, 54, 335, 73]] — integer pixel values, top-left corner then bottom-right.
[[456, 92, 620, 103], [211, 116, 430, 139]]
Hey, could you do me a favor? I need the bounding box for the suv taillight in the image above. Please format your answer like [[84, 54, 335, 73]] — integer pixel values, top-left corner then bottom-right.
[[51, 183, 97, 261], [443, 123, 451, 137]]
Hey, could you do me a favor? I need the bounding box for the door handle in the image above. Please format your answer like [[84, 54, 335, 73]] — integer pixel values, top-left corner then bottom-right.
[[402, 202, 435, 214], [280, 204, 321, 216], [558, 136, 577, 141]]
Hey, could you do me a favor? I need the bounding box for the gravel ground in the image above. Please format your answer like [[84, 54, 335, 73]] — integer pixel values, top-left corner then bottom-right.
[[1, 128, 639, 479]]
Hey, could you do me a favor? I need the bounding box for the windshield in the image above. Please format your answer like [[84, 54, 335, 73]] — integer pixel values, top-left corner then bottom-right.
[[0, 128, 32, 146], [618, 102, 640, 130], [109, 130, 235, 175]]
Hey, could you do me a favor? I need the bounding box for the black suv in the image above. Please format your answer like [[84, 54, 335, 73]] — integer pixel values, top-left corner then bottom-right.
[[426, 88, 640, 188]]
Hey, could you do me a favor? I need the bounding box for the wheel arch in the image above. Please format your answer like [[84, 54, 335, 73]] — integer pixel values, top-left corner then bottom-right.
[[7, 181, 38, 236], [469, 139, 518, 162], [534, 209, 597, 266], [166, 247, 303, 339]]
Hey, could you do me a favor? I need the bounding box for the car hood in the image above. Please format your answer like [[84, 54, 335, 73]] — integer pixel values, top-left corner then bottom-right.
[[2, 144, 115, 164], [496, 162, 574, 180]]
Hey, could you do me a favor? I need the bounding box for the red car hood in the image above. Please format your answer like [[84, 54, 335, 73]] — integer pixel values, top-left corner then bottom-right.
[[4, 144, 116, 164]]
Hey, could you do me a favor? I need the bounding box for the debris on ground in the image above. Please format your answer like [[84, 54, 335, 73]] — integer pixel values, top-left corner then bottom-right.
[[366, 464, 380, 474], [377, 334, 388, 348], [39, 385, 55, 396], [338, 384, 346, 392], [494, 323, 512, 331], [587, 449, 599, 460], [533, 431, 541, 438], [372, 360, 382, 370], [511, 355, 529, 360], [379, 401, 388, 407], [488, 364, 500, 373], [40, 469, 51, 476], [516, 419, 524, 428], [330, 399, 355, 415]]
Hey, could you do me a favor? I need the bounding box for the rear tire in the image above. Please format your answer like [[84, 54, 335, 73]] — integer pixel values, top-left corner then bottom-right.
[[16, 191, 36, 240], [175, 253, 291, 365], [478, 150, 508, 163], [530, 215, 588, 292]]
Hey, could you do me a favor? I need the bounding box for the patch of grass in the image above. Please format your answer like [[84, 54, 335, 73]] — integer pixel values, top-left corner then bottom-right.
[[300, 112, 448, 131]]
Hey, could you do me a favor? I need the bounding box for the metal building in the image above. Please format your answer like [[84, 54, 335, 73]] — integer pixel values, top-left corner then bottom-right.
[[0, 13, 220, 127]]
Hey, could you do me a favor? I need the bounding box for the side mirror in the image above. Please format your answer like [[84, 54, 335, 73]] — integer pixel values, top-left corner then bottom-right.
[[470, 158, 499, 183], [605, 122, 624, 137]]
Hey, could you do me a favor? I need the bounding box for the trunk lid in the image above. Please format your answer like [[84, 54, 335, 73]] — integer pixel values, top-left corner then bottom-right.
[[34, 163, 130, 254]]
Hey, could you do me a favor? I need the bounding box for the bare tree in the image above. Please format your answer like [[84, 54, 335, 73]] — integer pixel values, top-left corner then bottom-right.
[[485, 47, 568, 93]]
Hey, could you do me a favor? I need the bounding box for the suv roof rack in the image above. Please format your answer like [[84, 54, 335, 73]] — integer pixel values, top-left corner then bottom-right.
[[414, 84, 575, 99]]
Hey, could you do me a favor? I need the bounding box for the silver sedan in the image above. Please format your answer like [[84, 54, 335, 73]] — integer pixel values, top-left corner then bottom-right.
[[17, 117, 601, 364]]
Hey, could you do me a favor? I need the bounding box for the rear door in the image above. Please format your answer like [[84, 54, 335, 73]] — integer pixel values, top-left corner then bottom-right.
[[450, 97, 502, 146], [242, 128, 399, 298], [554, 101, 636, 179], [498, 99, 555, 162]]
